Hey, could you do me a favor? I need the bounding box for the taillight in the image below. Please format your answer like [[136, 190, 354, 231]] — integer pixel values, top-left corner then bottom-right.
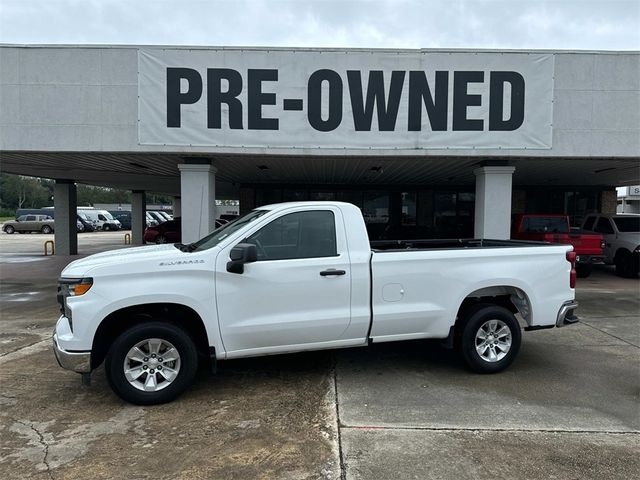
[[566, 251, 577, 288], [601, 240, 606, 249]]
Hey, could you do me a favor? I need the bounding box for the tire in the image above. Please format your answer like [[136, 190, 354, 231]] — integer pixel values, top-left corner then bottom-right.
[[155, 235, 167, 244], [103, 224, 111, 231], [575, 263, 592, 278], [615, 251, 639, 278], [41, 225, 53, 234], [105, 322, 198, 405], [457, 304, 522, 374], [4, 225, 15, 234]]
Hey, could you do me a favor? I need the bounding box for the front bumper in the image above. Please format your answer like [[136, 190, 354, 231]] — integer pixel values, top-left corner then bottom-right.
[[52, 334, 91, 373], [556, 300, 579, 327]]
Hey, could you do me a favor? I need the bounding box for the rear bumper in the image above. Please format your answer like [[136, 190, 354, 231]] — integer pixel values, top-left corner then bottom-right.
[[556, 300, 579, 327], [52, 334, 91, 373], [576, 255, 604, 264]]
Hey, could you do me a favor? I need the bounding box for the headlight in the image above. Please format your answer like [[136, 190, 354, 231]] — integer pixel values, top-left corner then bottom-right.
[[60, 277, 94, 296], [57, 278, 92, 332]]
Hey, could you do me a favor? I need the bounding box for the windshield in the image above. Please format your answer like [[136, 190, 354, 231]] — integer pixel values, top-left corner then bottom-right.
[[189, 210, 269, 252], [613, 217, 640, 233]]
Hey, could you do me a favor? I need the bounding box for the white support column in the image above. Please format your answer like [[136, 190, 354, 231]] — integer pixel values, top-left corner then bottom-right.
[[474, 166, 516, 239], [54, 180, 78, 255], [178, 163, 217, 243], [131, 190, 146, 245], [172, 197, 181, 217]]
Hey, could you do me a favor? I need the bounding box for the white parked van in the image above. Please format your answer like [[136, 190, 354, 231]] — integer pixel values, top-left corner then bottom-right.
[[78, 209, 121, 231]]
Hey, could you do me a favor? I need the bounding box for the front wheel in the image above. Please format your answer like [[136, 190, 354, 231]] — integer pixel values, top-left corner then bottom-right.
[[458, 304, 522, 373], [4, 225, 15, 234], [615, 251, 639, 278], [105, 322, 198, 405]]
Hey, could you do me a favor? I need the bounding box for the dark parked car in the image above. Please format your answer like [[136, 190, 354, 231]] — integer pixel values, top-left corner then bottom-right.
[[76, 214, 95, 232], [109, 210, 131, 230]]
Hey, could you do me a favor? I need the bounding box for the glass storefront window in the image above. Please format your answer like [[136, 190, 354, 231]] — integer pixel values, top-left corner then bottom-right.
[[434, 192, 458, 238], [565, 191, 599, 226], [401, 192, 417, 226], [363, 192, 389, 224], [282, 190, 309, 202], [309, 191, 336, 201], [337, 191, 363, 208], [416, 191, 433, 227], [255, 189, 282, 207]]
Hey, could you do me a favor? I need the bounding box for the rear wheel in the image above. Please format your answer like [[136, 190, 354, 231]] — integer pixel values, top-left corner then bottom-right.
[[105, 322, 198, 405], [4, 225, 15, 234], [155, 235, 167, 244], [41, 225, 53, 234], [575, 263, 592, 278], [458, 304, 522, 373]]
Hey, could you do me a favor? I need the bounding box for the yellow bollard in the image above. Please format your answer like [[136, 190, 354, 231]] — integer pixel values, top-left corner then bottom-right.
[[44, 240, 55, 256], [124, 233, 131, 245]]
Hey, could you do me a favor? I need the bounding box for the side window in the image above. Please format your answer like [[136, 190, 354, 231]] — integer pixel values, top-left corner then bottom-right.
[[98, 214, 106, 221], [26, 215, 36, 221], [594, 218, 614, 234], [245, 211, 337, 261], [582, 216, 596, 231]]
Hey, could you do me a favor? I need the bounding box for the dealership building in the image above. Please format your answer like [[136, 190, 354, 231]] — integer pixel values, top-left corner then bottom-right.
[[0, 45, 638, 254]]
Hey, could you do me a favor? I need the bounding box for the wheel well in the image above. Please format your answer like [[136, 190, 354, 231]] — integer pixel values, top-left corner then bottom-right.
[[455, 286, 531, 331], [91, 303, 209, 370], [614, 248, 631, 261]]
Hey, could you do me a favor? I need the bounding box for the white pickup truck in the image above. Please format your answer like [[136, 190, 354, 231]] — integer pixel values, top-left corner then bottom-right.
[[53, 201, 578, 404]]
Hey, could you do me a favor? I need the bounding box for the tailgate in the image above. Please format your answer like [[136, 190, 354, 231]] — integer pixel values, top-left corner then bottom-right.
[[562, 232, 604, 255]]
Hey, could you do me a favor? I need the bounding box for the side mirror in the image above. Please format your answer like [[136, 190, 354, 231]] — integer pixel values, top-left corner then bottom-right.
[[226, 243, 258, 274]]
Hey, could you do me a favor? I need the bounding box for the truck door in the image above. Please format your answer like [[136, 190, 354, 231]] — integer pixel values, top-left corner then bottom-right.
[[215, 207, 352, 355]]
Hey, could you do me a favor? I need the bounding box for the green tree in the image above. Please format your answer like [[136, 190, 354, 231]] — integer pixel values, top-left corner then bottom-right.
[[0, 174, 50, 211]]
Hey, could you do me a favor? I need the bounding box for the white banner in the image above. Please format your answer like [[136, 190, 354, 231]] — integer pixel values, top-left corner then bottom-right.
[[138, 48, 554, 150]]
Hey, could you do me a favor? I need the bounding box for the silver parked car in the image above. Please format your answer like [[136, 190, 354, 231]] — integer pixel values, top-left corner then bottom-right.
[[3, 215, 55, 234]]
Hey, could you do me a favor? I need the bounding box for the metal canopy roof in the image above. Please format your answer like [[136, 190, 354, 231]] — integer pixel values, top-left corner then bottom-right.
[[1, 151, 638, 196]]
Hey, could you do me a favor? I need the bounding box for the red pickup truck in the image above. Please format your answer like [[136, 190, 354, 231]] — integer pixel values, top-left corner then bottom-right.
[[512, 214, 605, 278]]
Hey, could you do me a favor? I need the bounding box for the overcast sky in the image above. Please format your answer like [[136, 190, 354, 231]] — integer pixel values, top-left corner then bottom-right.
[[0, 0, 638, 50]]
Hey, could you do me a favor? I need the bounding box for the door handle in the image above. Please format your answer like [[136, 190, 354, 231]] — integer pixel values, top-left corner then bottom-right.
[[320, 269, 346, 276]]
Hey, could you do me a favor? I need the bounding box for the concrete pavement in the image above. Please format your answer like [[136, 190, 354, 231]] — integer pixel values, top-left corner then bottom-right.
[[0, 232, 638, 479]]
